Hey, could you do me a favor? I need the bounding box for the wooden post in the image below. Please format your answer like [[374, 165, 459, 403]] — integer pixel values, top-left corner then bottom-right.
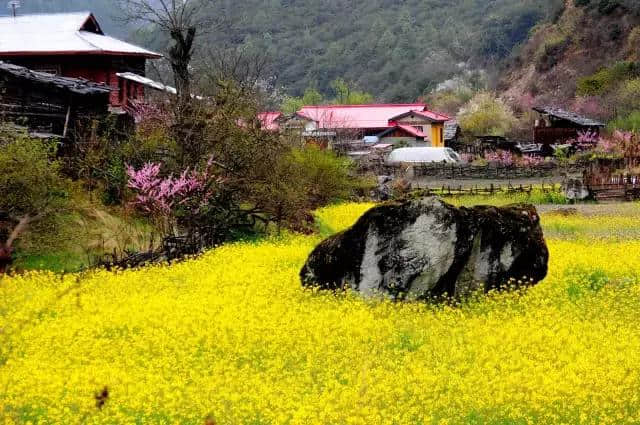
[[63, 103, 71, 138]]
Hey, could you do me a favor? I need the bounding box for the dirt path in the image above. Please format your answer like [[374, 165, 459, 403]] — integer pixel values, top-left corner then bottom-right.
[[536, 203, 640, 216]]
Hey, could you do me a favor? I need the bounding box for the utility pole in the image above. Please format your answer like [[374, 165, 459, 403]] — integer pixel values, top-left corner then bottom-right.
[[7, 0, 21, 17]]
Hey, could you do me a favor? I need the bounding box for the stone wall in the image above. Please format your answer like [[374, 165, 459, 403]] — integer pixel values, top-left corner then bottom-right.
[[409, 162, 586, 180]]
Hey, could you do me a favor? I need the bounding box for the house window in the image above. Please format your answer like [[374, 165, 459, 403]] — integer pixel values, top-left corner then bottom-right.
[[413, 125, 423, 132]]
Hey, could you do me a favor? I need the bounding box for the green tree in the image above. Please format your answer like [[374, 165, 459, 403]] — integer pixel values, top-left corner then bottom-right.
[[281, 88, 325, 114], [330, 79, 374, 105]]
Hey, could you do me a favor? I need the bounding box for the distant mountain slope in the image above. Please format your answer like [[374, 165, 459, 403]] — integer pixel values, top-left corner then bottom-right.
[[499, 0, 640, 122], [198, 0, 563, 101]]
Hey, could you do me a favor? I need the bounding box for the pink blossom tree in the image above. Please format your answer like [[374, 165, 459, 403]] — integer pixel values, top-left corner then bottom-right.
[[571, 130, 600, 151], [519, 155, 545, 166], [485, 150, 515, 166], [126, 159, 221, 235], [595, 130, 638, 157]]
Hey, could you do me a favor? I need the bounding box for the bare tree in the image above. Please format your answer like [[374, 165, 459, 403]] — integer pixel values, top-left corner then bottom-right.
[[118, 0, 211, 112], [198, 47, 272, 99]]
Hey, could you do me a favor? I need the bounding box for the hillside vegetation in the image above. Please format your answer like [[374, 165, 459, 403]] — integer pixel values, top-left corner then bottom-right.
[[500, 0, 640, 124], [10, 0, 640, 110]]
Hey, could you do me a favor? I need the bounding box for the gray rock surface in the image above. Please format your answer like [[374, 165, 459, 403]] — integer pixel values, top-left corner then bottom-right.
[[301, 197, 548, 300]]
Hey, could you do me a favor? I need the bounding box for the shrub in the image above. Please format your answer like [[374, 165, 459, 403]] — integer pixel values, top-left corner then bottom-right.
[[126, 160, 247, 245], [485, 150, 515, 166], [457, 92, 518, 137], [609, 111, 640, 132], [568, 129, 600, 151], [424, 87, 474, 116], [614, 78, 640, 115], [0, 135, 72, 271], [572, 96, 609, 120], [626, 27, 640, 59], [597, 0, 620, 14], [256, 146, 366, 231]]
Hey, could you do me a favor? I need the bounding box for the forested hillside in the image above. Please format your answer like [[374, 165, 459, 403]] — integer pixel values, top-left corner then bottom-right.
[[5, 0, 567, 102], [200, 0, 563, 101]]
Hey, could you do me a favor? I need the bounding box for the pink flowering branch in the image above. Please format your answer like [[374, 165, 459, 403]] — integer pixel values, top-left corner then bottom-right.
[[126, 160, 223, 232], [485, 150, 515, 166], [567, 130, 600, 151]]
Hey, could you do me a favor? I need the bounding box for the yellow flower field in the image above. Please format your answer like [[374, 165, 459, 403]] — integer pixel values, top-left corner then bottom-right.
[[2, 202, 640, 424]]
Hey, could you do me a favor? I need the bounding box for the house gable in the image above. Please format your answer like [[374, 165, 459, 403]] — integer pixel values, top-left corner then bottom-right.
[[389, 110, 450, 124], [278, 113, 318, 132], [79, 13, 104, 34]]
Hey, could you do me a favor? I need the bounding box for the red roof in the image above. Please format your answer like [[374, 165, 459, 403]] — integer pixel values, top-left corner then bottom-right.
[[396, 124, 427, 138], [257, 111, 282, 131], [298, 103, 429, 129]]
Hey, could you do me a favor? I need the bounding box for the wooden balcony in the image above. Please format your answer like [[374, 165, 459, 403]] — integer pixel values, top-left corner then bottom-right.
[[533, 127, 580, 144]]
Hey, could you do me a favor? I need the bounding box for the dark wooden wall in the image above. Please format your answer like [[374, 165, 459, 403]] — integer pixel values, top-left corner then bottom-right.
[[0, 72, 109, 136], [0, 55, 147, 106]]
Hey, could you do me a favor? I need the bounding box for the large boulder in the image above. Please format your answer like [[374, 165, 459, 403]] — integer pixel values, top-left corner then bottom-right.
[[300, 197, 548, 300]]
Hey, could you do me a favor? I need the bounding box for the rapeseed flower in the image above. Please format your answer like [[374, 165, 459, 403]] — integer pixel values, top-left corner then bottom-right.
[[1, 204, 640, 424]]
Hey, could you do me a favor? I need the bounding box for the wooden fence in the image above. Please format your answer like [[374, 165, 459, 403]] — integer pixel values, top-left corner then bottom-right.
[[415, 183, 562, 198], [411, 162, 585, 180], [587, 174, 640, 201]]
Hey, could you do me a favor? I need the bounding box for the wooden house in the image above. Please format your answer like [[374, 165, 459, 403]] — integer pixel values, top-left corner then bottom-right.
[[0, 61, 110, 137], [386, 109, 450, 147], [0, 12, 162, 112], [532, 106, 605, 145]]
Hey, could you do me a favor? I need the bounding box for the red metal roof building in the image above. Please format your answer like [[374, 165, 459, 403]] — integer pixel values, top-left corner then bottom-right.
[[261, 104, 450, 147], [297, 104, 433, 129], [0, 12, 162, 110]]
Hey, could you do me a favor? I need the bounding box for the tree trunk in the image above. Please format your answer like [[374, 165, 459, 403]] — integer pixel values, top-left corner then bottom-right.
[[0, 246, 11, 275], [0, 215, 32, 274], [169, 27, 196, 114]]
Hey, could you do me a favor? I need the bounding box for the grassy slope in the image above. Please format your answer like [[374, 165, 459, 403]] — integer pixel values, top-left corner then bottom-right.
[[2, 199, 640, 423], [12, 191, 154, 273]]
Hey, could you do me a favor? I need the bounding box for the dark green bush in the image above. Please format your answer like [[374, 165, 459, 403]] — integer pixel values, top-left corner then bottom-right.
[[576, 62, 639, 96]]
